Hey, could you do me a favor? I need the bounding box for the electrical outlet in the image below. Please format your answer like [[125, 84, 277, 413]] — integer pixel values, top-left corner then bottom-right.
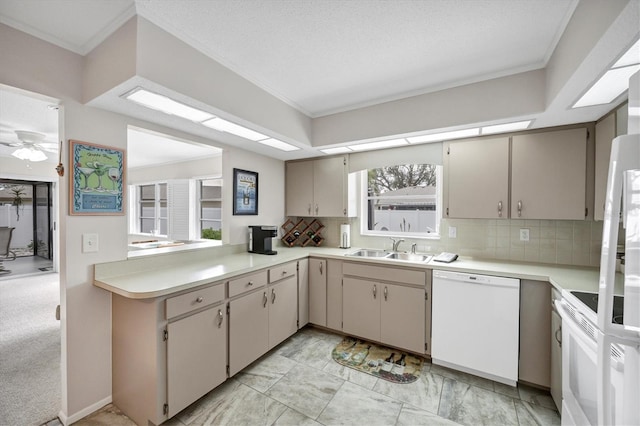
[[519, 228, 530, 242], [448, 226, 457, 238], [83, 233, 99, 253]]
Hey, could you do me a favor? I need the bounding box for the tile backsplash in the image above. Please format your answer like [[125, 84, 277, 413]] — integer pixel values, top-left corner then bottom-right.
[[313, 217, 610, 267]]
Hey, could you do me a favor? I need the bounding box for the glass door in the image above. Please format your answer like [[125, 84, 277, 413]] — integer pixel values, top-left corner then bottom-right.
[[34, 182, 52, 260]]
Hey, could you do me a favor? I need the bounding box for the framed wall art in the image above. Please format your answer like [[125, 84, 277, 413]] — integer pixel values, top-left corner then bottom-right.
[[69, 139, 126, 215], [233, 168, 258, 215]]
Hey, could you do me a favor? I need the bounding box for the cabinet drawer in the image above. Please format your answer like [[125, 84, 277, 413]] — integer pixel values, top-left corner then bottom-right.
[[269, 262, 297, 283], [166, 283, 224, 319], [343, 262, 425, 286], [229, 270, 268, 298]]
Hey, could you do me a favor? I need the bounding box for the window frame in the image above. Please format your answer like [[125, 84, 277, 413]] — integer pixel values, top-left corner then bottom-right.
[[359, 166, 443, 239], [197, 177, 223, 240], [137, 182, 168, 237]]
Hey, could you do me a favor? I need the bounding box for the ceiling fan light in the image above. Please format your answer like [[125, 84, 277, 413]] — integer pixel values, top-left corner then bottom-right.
[[12, 146, 47, 162]]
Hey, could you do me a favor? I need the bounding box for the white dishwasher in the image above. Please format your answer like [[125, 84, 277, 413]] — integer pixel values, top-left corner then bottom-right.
[[431, 270, 520, 386]]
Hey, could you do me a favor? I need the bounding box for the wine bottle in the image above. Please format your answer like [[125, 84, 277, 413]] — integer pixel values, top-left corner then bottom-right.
[[395, 354, 406, 366], [385, 352, 395, 363], [351, 345, 371, 364]]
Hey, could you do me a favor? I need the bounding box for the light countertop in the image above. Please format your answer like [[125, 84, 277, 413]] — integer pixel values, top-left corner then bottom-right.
[[94, 245, 622, 299]]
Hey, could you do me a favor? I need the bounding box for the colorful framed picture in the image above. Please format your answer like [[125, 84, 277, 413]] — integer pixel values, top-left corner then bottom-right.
[[233, 168, 258, 215], [69, 140, 126, 215]]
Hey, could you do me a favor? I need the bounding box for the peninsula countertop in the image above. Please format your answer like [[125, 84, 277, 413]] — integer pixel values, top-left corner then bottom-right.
[[94, 245, 623, 299]]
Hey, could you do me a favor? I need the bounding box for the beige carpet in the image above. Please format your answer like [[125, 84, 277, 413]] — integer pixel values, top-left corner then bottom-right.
[[0, 273, 60, 425]]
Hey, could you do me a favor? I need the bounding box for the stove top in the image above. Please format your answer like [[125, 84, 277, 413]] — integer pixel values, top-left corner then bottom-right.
[[569, 291, 624, 325]]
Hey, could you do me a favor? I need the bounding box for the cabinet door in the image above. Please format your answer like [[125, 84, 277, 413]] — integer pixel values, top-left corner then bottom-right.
[[518, 280, 551, 387], [594, 113, 616, 221], [326, 260, 343, 331], [286, 160, 314, 216], [268, 275, 298, 349], [446, 137, 509, 219], [298, 259, 309, 328], [425, 273, 432, 355], [381, 284, 425, 354], [342, 277, 380, 342], [229, 290, 269, 376], [511, 128, 587, 220], [167, 306, 226, 417], [550, 307, 562, 411], [313, 156, 346, 217], [308, 258, 327, 326]]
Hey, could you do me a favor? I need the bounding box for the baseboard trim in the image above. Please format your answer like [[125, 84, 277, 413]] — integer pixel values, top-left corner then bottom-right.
[[58, 395, 112, 425]]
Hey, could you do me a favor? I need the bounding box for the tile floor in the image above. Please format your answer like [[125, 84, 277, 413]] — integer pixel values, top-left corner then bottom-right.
[[69, 327, 560, 426]]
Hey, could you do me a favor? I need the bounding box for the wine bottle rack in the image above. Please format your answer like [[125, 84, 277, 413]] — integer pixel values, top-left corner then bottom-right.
[[281, 218, 324, 247]]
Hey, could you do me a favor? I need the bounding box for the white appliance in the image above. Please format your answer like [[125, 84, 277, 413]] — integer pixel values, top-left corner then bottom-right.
[[431, 270, 520, 386], [556, 70, 640, 425]]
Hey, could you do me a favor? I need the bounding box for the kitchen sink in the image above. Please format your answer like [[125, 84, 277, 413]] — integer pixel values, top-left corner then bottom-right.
[[346, 249, 431, 263], [386, 252, 432, 262], [347, 249, 390, 258]]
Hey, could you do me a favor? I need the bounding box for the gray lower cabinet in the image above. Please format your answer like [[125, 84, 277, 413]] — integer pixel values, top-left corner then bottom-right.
[[342, 262, 426, 354], [308, 258, 327, 326], [550, 289, 563, 411], [298, 258, 309, 328], [111, 281, 226, 426], [167, 305, 226, 417], [229, 263, 298, 376], [518, 280, 551, 387]]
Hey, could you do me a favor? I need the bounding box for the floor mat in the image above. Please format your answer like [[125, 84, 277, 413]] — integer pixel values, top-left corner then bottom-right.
[[332, 336, 423, 384]]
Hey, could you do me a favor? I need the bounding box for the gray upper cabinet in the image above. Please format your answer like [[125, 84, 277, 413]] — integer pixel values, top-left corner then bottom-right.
[[286, 156, 355, 217], [511, 128, 587, 220], [445, 137, 509, 219], [595, 113, 616, 221]]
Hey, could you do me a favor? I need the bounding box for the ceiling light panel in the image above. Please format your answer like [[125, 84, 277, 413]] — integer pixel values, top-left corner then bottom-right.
[[12, 147, 47, 162], [408, 128, 480, 144], [348, 139, 408, 151], [257, 138, 300, 151], [613, 39, 640, 68], [320, 147, 352, 154], [124, 88, 214, 122], [573, 64, 640, 108], [481, 120, 532, 135], [202, 117, 268, 141]]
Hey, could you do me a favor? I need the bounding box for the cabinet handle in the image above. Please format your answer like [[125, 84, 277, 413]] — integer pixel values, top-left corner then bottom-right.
[[263, 292, 268, 308], [384, 286, 388, 301], [282, 270, 287, 275], [247, 281, 254, 287], [498, 201, 503, 218], [195, 297, 204, 303], [308, 204, 311, 215], [373, 284, 377, 299], [271, 288, 276, 304], [315, 204, 319, 215], [217, 309, 224, 328], [319, 262, 323, 275], [555, 325, 562, 348], [517, 200, 523, 217]]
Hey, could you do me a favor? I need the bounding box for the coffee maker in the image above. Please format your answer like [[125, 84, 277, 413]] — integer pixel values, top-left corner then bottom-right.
[[248, 226, 278, 255]]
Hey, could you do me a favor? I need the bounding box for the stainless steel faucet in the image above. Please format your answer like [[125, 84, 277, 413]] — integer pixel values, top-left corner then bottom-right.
[[411, 243, 418, 254], [390, 238, 405, 252]]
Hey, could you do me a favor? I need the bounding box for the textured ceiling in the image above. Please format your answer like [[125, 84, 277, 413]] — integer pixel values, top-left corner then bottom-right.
[[136, 0, 577, 117]]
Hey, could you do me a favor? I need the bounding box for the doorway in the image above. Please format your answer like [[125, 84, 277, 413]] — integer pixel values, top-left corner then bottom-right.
[[0, 179, 54, 276]]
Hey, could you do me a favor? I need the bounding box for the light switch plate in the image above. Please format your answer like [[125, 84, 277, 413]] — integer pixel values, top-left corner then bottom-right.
[[519, 228, 530, 242], [83, 233, 99, 253], [448, 226, 457, 238]]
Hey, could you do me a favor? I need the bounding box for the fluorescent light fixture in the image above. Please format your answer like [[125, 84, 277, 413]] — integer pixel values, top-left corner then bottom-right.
[[202, 117, 268, 141], [348, 139, 408, 151], [573, 64, 640, 108], [320, 147, 352, 154], [481, 120, 532, 135], [12, 147, 47, 162], [613, 39, 640, 68], [408, 128, 480, 144], [257, 138, 300, 151], [124, 88, 214, 122]]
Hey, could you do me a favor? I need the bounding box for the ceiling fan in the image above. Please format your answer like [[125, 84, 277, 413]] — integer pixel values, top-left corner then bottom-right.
[[0, 130, 57, 162]]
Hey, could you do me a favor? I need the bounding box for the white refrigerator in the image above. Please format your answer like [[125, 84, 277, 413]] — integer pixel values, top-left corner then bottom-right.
[[596, 70, 640, 426]]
